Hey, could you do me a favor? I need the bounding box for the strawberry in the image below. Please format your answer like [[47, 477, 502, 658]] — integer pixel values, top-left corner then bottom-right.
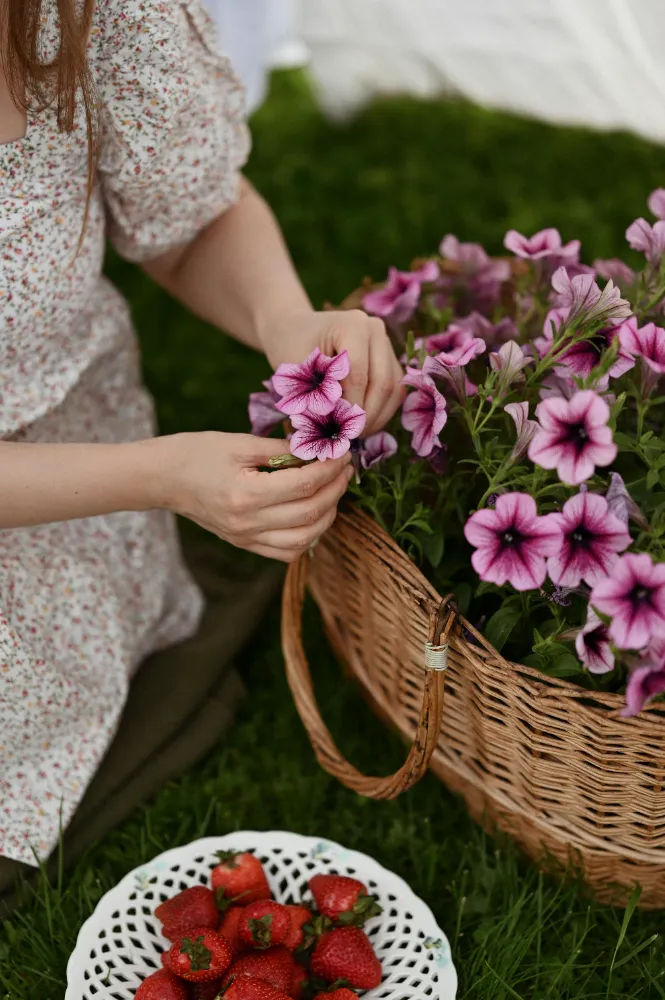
[[219, 905, 247, 954], [283, 905, 313, 951], [239, 901, 291, 950], [211, 851, 271, 906], [225, 946, 294, 993], [308, 875, 381, 926], [223, 976, 291, 1000], [313, 991, 358, 1000], [290, 965, 309, 999], [311, 927, 382, 991], [166, 926, 233, 983], [190, 982, 225, 1000], [135, 968, 189, 1000], [155, 886, 220, 940]]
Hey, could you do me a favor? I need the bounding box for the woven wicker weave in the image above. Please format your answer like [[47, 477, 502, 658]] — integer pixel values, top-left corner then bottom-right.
[[282, 507, 665, 909]]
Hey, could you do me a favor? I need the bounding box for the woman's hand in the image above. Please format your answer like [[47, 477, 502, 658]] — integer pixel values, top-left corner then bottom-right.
[[158, 431, 353, 562], [264, 309, 404, 436]]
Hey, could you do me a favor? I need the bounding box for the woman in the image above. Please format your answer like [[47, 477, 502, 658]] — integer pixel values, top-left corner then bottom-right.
[[0, 0, 402, 875]]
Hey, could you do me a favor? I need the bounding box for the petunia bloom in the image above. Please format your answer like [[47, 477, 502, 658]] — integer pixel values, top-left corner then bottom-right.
[[591, 552, 665, 650], [489, 341, 533, 392], [504, 227, 580, 262], [551, 268, 632, 327], [505, 401, 539, 460], [535, 310, 635, 384], [273, 348, 350, 416], [439, 235, 510, 281], [438, 235, 510, 313], [619, 320, 665, 373], [464, 492, 562, 592], [622, 664, 665, 717], [249, 378, 284, 436], [290, 398, 366, 462], [575, 609, 615, 675], [422, 329, 486, 370], [547, 492, 631, 588], [401, 369, 448, 457], [648, 188, 665, 220], [363, 261, 439, 324], [605, 472, 650, 531], [593, 258, 636, 287], [361, 431, 398, 469], [528, 390, 617, 486], [626, 218, 665, 265]]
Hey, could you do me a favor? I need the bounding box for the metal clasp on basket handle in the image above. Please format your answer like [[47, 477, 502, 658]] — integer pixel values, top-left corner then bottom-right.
[[424, 595, 457, 672]]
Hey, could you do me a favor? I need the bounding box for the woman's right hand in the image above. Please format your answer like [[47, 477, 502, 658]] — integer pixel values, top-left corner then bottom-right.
[[158, 431, 354, 563]]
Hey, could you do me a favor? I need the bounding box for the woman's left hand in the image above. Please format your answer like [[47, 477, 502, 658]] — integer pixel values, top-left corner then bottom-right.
[[265, 309, 404, 436]]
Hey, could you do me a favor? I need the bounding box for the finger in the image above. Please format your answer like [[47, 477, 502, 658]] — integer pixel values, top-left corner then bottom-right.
[[233, 435, 293, 467], [249, 543, 302, 564], [338, 313, 371, 408], [364, 331, 405, 434], [254, 506, 338, 554], [246, 453, 352, 505], [255, 466, 353, 531]]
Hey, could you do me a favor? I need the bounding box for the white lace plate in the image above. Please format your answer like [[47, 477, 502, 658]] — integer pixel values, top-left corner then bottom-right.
[[66, 831, 458, 999]]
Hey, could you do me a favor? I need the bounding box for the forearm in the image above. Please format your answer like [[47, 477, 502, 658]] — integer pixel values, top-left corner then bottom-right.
[[0, 439, 164, 530], [142, 179, 313, 354]]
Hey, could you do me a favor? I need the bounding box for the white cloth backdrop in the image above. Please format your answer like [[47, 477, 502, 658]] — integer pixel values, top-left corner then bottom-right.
[[205, 0, 665, 142]]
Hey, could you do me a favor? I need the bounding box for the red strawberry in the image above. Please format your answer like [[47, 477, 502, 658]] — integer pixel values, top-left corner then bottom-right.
[[311, 927, 382, 991], [190, 982, 225, 1000], [135, 968, 189, 1000], [283, 905, 313, 951], [166, 926, 233, 983], [223, 976, 291, 1000], [155, 886, 220, 940], [308, 875, 381, 926], [219, 905, 247, 954], [225, 946, 294, 993], [239, 901, 291, 950], [211, 852, 271, 906], [290, 965, 309, 999], [313, 991, 358, 1000]]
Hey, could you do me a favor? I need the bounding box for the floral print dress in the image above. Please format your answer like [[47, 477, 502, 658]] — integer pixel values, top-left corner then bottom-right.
[[0, 0, 249, 866]]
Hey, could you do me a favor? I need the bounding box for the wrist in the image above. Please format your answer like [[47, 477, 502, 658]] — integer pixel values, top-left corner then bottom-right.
[[129, 435, 183, 512], [255, 300, 314, 361]]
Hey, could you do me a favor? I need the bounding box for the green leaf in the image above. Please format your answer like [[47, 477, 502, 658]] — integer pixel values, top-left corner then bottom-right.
[[647, 468, 660, 490], [483, 605, 522, 652], [421, 530, 444, 568]]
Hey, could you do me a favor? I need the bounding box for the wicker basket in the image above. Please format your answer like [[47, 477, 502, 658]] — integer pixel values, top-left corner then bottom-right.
[[282, 507, 665, 909]]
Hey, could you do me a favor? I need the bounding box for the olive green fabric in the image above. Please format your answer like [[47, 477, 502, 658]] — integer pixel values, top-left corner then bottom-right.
[[0, 540, 283, 908]]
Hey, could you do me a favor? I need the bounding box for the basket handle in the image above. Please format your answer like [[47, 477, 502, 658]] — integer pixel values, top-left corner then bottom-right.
[[281, 553, 456, 800]]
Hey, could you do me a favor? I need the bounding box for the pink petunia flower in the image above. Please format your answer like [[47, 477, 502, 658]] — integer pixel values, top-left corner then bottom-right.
[[575, 608, 615, 675], [591, 552, 665, 650], [438, 235, 510, 313], [605, 472, 650, 531], [626, 218, 665, 265], [619, 320, 665, 373], [422, 330, 486, 370], [439, 235, 510, 281], [363, 261, 439, 324], [547, 492, 631, 588], [446, 312, 518, 348], [551, 268, 632, 327], [464, 492, 562, 592], [593, 258, 636, 287], [622, 664, 665, 717], [273, 348, 350, 416], [535, 310, 635, 384], [648, 188, 665, 220], [290, 398, 366, 462], [490, 341, 533, 392], [401, 369, 448, 457], [361, 431, 398, 469], [528, 390, 617, 486], [248, 378, 284, 436], [504, 227, 580, 262], [425, 362, 478, 404], [505, 401, 540, 460]]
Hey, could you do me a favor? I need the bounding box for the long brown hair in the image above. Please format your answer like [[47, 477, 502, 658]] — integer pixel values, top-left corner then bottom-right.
[[2, 0, 99, 230]]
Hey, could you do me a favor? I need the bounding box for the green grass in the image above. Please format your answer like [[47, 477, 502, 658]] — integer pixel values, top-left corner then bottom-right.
[[3, 71, 665, 998]]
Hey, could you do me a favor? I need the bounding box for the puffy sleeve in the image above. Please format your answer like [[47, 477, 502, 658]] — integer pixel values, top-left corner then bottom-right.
[[94, 0, 251, 261]]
